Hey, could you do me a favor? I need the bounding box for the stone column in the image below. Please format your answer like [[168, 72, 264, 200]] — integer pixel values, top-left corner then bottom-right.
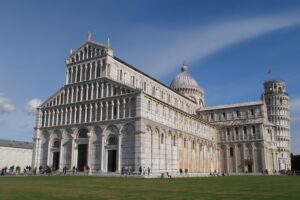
[[123, 99, 126, 118], [71, 134, 76, 169], [73, 107, 76, 124], [226, 145, 230, 173], [101, 82, 104, 98], [106, 83, 109, 97], [111, 100, 114, 120], [118, 133, 122, 173], [84, 104, 88, 123], [76, 87, 79, 102], [80, 86, 83, 101], [79, 106, 82, 123], [59, 137, 65, 170], [96, 83, 99, 99], [105, 101, 108, 120], [87, 132, 92, 174], [234, 144, 238, 173], [128, 98, 132, 118], [89, 64, 92, 80], [252, 143, 256, 173], [67, 89, 70, 104], [52, 110, 55, 126], [86, 85, 89, 100], [100, 134, 105, 172], [75, 67, 78, 83], [90, 104, 93, 122], [242, 143, 246, 172], [117, 99, 120, 119], [47, 136, 52, 166], [71, 88, 74, 103], [100, 102, 103, 121], [95, 103, 98, 121], [44, 112, 48, 127], [91, 84, 94, 100], [65, 108, 68, 125], [79, 65, 83, 82], [60, 108, 64, 125]]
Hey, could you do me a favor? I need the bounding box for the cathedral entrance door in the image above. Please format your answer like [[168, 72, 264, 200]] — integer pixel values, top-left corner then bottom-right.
[[52, 152, 60, 170], [77, 144, 88, 171], [247, 164, 252, 173], [107, 150, 117, 172]]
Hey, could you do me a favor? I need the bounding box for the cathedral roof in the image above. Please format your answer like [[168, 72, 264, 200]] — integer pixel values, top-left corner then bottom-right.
[[170, 65, 203, 92]]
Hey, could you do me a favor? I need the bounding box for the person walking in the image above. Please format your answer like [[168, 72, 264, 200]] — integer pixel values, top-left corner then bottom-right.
[[148, 167, 150, 176]]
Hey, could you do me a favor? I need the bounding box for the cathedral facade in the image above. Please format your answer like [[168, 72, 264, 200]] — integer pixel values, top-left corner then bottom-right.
[[31, 36, 291, 176]]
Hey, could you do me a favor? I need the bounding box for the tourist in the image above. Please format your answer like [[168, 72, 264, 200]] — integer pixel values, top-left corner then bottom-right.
[[139, 166, 142, 175], [63, 166, 67, 175], [148, 167, 150, 176], [72, 166, 76, 175], [166, 172, 172, 178]]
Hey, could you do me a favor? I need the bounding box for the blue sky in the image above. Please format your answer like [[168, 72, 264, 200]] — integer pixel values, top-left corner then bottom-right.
[[0, 0, 299, 153]]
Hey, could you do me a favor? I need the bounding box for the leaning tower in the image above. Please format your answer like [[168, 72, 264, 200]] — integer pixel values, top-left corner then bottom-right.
[[263, 80, 291, 170]]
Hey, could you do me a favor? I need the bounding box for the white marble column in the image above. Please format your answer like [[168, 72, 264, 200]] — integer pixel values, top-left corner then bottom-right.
[[71, 134, 76, 168], [118, 134, 122, 172], [117, 100, 120, 119], [123, 99, 126, 118], [79, 106, 82, 123], [80, 86, 83, 101], [105, 101, 108, 120], [44, 112, 48, 127], [47, 137, 52, 166], [100, 102, 103, 121], [86, 85, 89, 100], [96, 83, 99, 99], [91, 84, 94, 100], [95, 103, 98, 121], [90, 104, 93, 122], [71, 88, 74, 103], [128, 98, 132, 118], [111, 100, 114, 120], [84, 104, 88, 123], [101, 83, 104, 98], [100, 134, 105, 172], [59, 137, 65, 170], [79, 65, 83, 82], [234, 144, 238, 173], [252, 143, 256, 173], [60, 108, 64, 125]]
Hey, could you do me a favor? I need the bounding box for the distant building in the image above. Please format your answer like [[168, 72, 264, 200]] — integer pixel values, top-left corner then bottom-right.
[[31, 34, 291, 176], [0, 139, 33, 169]]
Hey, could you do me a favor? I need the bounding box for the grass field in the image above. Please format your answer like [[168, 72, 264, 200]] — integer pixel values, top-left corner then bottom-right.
[[0, 176, 299, 200]]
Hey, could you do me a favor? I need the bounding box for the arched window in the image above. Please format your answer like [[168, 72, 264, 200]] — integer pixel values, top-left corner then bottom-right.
[[184, 138, 187, 148], [108, 136, 117, 145], [53, 140, 60, 148], [230, 147, 234, 157], [173, 135, 176, 146], [161, 134, 164, 144], [78, 128, 88, 138]]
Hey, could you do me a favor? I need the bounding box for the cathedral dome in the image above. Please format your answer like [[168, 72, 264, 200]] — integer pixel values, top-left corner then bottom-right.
[[170, 65, 203, 92], [170, 65, 205, 107]]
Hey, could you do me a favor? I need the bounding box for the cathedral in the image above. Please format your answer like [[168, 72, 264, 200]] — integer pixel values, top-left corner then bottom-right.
[[31, 34, 291, 176]]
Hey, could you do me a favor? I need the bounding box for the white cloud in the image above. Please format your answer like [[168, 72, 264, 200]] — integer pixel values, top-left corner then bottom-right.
[[290, 97, 300, 154], [0, 93, 15, 113], [139, 12, 300, 77], [25, 98, 42, 114]]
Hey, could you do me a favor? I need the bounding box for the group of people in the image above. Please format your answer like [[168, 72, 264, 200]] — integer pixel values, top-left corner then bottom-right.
[[139, 166, 151, 176], [1, 165, 32, 176]]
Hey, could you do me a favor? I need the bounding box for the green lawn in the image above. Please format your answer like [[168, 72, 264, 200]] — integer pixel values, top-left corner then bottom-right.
[[0, 176, 299, 200]]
